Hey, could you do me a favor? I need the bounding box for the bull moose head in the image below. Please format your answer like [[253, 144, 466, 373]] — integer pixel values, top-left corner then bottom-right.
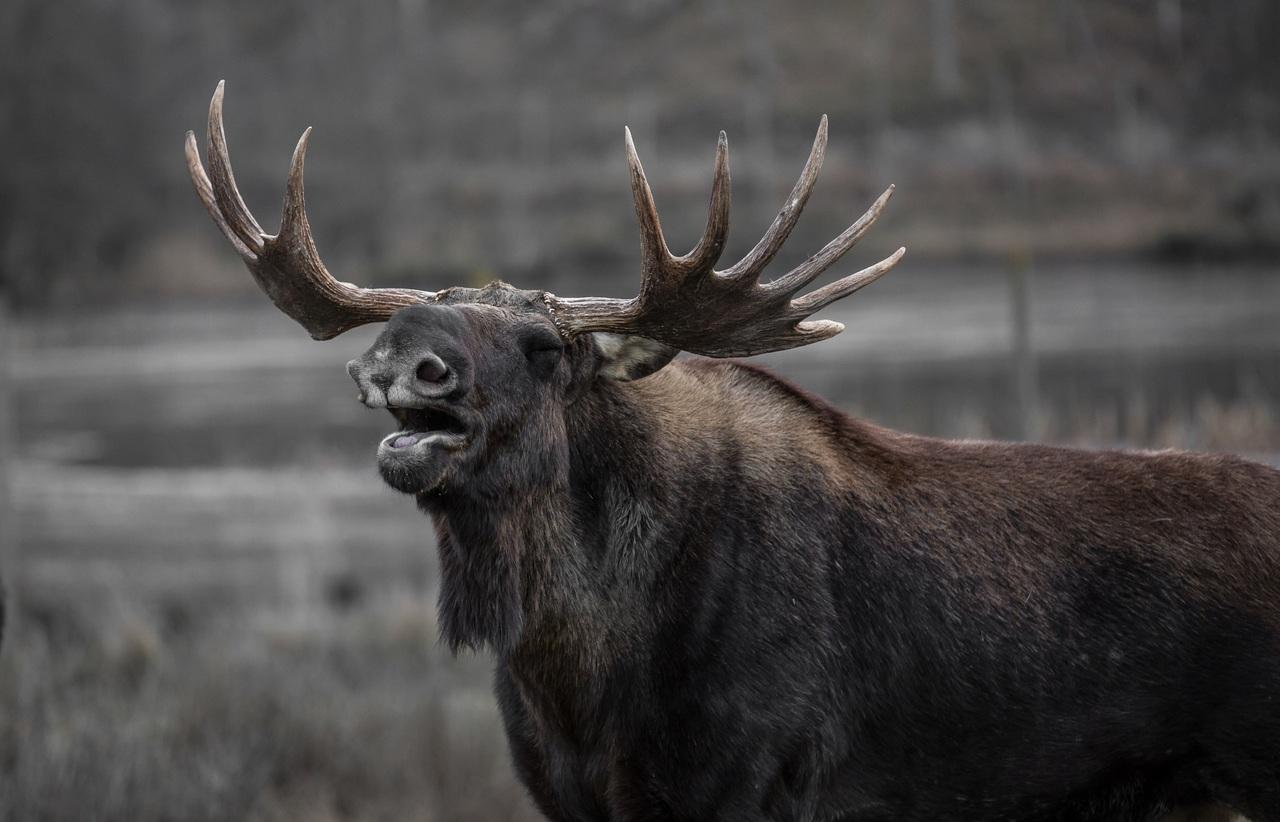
[[185, 82, 902, 499]]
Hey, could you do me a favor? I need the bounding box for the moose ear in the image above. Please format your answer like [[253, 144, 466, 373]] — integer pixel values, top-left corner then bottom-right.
[[592, 333, 678, 381]]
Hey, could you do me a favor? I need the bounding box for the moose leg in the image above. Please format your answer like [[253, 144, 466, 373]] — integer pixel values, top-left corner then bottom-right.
[[494, 668, 608, 822]]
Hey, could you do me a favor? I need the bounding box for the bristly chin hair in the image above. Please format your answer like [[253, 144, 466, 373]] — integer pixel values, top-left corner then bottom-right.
[[428, 500, 525, 655]]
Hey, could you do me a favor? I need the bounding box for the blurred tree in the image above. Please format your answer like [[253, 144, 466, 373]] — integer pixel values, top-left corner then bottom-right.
[[2, 0, 1278, 308], [929, 0, 962, 96]]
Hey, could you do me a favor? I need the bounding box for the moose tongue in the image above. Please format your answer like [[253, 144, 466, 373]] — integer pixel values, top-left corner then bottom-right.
[[393, 433, 422, 449]]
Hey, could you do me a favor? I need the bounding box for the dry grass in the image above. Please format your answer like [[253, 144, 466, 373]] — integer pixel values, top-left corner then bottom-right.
[[1045, 395, 1280, 457], [0, 594, 540, 822]]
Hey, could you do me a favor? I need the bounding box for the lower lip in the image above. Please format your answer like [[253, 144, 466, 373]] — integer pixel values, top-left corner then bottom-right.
[[380, 430, 467, 451], [392, 433, 424, 449]]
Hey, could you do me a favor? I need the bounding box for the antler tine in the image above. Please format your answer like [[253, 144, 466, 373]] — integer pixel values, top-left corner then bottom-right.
[[186, 82, 436, 340], [268, 125, 360, 314], [206, 81, 265, 253], [792, 246, 906, 314], [278, 126, 314, 247], [185, 131, 255, 263], [624, 126, 670, 278], [721, 115, 827, 282], [671, 131, 731, 277], [765, 184, 895, 297]]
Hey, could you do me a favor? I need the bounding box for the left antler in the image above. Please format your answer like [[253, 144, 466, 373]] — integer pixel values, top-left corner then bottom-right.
[[546, 116, 905, 357], [185, 81, 436, 340]]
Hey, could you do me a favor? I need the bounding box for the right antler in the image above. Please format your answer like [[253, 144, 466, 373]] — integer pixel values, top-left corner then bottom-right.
[[185, 82, 437, 340], [546, 116, 904, 358]]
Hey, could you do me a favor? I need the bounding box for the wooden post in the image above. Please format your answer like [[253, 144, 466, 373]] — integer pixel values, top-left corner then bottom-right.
[[0, 290, 15, 649], [871, 0, 895, 169], [1008, 254, 1038, 441], [510, 89, 549, 271], [929, 0, 961, 96], [743, 0, 778, 227]]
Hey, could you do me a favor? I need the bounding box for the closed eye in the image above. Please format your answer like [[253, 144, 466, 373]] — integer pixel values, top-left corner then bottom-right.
[[520, 327, 564, 357], [519, 325, 565, 375]]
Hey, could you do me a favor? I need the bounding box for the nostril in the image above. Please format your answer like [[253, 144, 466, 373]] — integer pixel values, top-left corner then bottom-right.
[[416, 355, 449, 383]]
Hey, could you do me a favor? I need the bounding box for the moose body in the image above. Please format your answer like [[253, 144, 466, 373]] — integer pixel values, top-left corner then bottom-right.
[[482, 355, 1280, 821], [395, 321, 1280, 821], [187, 84, 1280, 821]]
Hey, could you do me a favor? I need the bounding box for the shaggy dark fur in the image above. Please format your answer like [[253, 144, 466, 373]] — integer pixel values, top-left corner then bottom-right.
[[346, 285, 1280, 822]]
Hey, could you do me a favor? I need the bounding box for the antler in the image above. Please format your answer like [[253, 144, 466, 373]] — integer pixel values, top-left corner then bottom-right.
[[546, 116, 905, 357], [187, 84, 901, 354], [185, 82, 436, 340]]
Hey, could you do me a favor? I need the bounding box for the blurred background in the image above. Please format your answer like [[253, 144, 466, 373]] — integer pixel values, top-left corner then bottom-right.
[[2, 1, 1279, 819]]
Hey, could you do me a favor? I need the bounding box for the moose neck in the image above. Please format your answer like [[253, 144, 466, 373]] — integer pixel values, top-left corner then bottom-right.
[[420, 370, 695, 664]]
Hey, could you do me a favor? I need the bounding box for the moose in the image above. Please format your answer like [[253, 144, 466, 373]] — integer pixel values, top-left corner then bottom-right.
[[187, 83, 1279, 822]]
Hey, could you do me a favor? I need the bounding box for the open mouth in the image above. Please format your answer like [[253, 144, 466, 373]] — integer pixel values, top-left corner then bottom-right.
[[381, 405, 470, 451]]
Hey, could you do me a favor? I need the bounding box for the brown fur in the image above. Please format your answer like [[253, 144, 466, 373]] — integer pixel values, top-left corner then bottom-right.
[[345, 294, 1280, 821]]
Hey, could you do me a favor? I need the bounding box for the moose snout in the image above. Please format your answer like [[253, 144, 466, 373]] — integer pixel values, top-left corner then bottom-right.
[[348, 348, 465, 409], [347, 304, 476, 408]]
